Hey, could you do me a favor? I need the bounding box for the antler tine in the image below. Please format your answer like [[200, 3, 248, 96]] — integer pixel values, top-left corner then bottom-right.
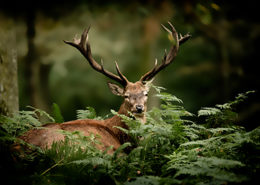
[[100, 59, 105, 71], [162, 49, 167, 64], [115, 61, 128, 84], [179, 33, 191, 44], [64, 26, 128, 86], [81, 26, 90, 50], [140, 22, 191, 82], [161, 23, 172, 34], [154, 58, 158, 66]]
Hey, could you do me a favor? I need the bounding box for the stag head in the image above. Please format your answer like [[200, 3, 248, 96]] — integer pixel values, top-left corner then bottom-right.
[[64, 22, 191, 119]]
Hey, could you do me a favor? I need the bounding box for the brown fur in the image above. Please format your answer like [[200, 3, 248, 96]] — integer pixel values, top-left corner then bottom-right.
[[19, 82, 148, 153]]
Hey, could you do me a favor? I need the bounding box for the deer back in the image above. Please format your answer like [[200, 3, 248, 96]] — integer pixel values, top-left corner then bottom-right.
[[19, 118, 123, 153]]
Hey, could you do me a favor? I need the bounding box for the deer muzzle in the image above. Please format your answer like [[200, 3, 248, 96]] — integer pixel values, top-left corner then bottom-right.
[[136, 105, 144, 113]]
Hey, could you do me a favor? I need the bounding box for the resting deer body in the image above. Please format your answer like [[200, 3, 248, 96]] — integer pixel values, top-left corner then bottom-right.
[[20, 22, 190, 153]]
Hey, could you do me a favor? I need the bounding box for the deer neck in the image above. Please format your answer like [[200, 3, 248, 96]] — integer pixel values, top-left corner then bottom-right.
[[118, 101, 146, 123], [104, 101, 146, 144]]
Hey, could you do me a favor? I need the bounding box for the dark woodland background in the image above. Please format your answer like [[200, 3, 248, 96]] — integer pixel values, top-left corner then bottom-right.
[[0, 0, 259, 129]]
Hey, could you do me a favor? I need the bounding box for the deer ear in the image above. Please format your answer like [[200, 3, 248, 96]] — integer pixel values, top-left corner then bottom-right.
[[142, 78, 154, 91], [107, 82, 124, 96]]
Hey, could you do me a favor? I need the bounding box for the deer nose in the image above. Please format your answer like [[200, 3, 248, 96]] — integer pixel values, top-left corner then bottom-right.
[[136, 105, 144, 113]]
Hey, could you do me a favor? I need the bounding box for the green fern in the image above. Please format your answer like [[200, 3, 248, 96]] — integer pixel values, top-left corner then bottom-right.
[[0, 106, 54, 136], [0, 88, 258, 185], [51, 103, 64, 123], [198, 91, 255, 128], [77, 106, 103, 120]]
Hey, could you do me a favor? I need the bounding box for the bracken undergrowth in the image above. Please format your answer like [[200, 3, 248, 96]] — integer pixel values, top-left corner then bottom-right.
[[0, 87, 259, 185]]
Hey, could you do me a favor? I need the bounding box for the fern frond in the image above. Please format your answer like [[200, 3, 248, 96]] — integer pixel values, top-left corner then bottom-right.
[[198, 107, 221, 117], [77, 107, 103, 120], [51, 103, 64, 123], [156, 92, 183, 104], [27, 105, 55, 123]]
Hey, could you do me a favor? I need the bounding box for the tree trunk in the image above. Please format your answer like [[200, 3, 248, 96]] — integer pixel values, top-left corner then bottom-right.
[[0, 22, 19, 116], [24, 10, 50, 112]]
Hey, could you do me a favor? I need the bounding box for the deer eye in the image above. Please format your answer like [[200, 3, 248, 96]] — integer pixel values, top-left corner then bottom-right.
[[144, 92, 148, 96], [124, 95, 129, 99]]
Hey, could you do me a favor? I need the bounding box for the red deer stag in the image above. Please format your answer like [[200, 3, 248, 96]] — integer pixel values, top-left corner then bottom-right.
[[19, 22, 191, 153]]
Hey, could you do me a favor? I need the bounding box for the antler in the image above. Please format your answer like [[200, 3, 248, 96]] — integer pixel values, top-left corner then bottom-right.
[[140, 22, 191, 82], [64, 26, 128, 86]]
